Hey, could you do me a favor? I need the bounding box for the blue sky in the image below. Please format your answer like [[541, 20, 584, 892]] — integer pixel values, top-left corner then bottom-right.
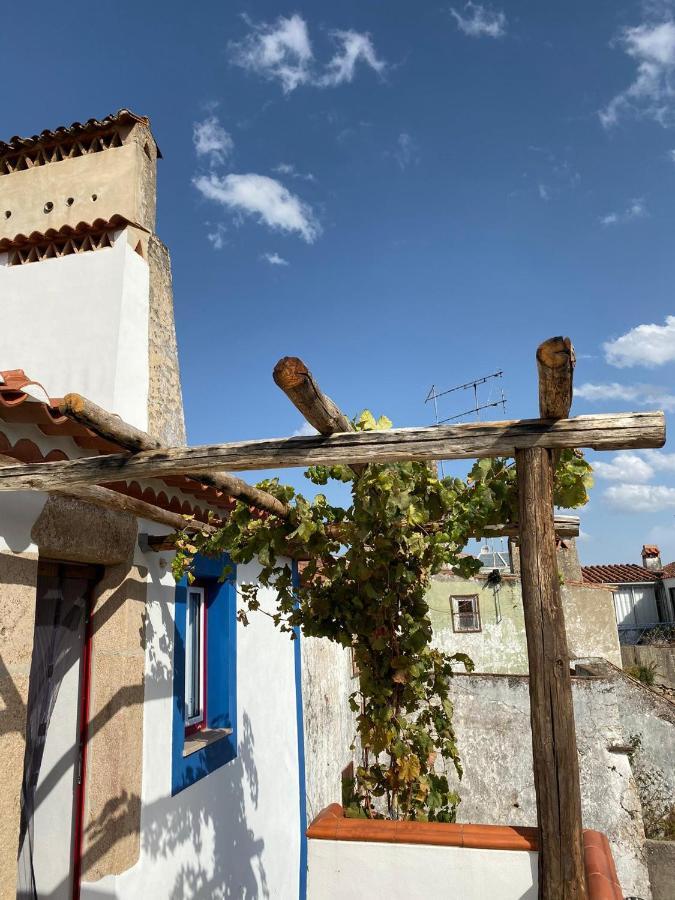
[[3, 1, 675, 565]]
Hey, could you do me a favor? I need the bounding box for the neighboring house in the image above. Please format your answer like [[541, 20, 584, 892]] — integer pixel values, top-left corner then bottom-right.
[[582, 546, 675, 644], [428, 537, 623, 673], [0, 111, 352, 900]]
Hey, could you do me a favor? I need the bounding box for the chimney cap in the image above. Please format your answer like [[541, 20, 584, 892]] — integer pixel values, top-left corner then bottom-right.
[[642, 544, 660, 558]]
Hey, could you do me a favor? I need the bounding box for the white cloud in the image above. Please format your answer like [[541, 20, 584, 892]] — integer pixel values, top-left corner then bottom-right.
[[600, 20, 675, 127], [193, 173, 321, 243], [230, 15, 385, 92], [206, 223, 227, 250], [604, 483, 675, 512], [273, 162, 316, 182], [603, 316, 675, 368], [538, 183, 550, 201], [193, 116, 234, 166], [293, 421, 319, 437], [592, 454, 655, 483], [230, 14, 313, 93], [394, 132, 418, 170], [317, 30, 386, 87], [262, 251, 289, 266], [640, 449, 675, 471], [599, 198, 647, 226], [450, 3, 507, 38], [574, 381, 675, 410]]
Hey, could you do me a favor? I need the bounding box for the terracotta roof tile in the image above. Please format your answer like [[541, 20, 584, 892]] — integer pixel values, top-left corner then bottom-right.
[[0, 109, 161, 157], [661, 562, 675, 579], [581, 564, 658, 585], [0, 369, 234, 522], [0, 215, 133, 252]]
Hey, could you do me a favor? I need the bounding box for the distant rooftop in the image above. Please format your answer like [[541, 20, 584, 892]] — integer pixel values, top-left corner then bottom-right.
[[582, 564, 659, 585]]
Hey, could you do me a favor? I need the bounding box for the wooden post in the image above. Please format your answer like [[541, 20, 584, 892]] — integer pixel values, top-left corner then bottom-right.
[[517, 336, 586, 900]]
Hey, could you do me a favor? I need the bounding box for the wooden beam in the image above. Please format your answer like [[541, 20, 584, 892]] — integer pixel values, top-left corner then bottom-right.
[[477, 514, 579, 540], [518, 336, 586, 900], [273, 356, 365, 475], [273, 357, 354, 435], [58, 393, 290, 519], [0, 452, 215, 534], [537, 337, 575, 420], [0, 411, 663, 493]]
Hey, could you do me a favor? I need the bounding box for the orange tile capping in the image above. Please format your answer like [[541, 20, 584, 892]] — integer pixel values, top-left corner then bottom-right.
[[307, 805, 623, 900]]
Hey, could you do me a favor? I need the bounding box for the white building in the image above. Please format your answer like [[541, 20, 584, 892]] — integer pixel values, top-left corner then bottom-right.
[[0, 110, 352, 900]]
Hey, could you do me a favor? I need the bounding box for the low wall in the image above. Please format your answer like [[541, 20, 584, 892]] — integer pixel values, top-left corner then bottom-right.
[[306, 806, 622, 900], [441, 671, 655, 898], [621, 645, 675, 691], [645, 840, 675, 900]]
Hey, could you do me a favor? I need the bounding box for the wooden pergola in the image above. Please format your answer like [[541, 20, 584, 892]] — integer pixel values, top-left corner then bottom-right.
[[0, 337, 665, 900]]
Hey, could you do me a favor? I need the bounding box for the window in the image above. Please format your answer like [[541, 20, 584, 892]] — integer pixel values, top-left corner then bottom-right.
[[451, 595, 481, 632], [172, 554, 237, 795], [185, 586, 206, 733]]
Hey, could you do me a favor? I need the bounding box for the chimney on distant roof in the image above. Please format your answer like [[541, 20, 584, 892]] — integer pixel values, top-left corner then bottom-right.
[[642, 545, 662, 570]]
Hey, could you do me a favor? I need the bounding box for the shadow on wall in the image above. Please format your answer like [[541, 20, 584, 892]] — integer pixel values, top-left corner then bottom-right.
[[142, 712, 267, 900], [19, 569, 269, 899]]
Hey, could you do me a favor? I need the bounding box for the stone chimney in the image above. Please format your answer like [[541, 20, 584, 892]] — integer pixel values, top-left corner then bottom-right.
[[0, 110, 185, 446], [642, 545, 662, 570]]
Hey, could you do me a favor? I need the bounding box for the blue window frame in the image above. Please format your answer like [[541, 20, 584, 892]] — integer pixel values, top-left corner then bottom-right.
[[172, 553, 237, 795]]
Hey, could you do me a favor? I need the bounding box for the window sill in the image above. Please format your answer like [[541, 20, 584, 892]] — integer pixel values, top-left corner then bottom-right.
[[183, 727, 233, 758]]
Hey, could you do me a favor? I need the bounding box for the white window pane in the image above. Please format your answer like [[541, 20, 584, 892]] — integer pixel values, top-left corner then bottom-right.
[[185, 588, 204, 724]]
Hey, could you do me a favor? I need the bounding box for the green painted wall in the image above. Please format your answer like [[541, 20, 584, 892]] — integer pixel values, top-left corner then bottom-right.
[[427, 572, 621, 674]]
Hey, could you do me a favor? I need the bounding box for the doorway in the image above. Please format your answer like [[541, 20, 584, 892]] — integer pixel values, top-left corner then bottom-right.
[[17, 561, 100, 900]]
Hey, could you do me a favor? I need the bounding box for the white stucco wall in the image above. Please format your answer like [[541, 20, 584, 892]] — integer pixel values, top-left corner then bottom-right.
[[307, 838, 537, 900], [0, 231, 149, 430], [81, 549, 303, 900]]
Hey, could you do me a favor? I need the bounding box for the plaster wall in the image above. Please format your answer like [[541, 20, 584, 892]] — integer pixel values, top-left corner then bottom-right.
[[81, 553, 303, 900], [622, 645, 675, 690], [0, 551, 38, 900], [428, 573, 621, 673], [611, 671, 675, 841], [0, 143, 153, 241], [307, 838, 537, 899], [301, 638, 356, 822], [0, 231, 150, 431], [440, 672, 656, 899]]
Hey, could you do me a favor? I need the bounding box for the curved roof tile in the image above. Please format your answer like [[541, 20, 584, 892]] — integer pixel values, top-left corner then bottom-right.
[[0, 109, 161, 157]]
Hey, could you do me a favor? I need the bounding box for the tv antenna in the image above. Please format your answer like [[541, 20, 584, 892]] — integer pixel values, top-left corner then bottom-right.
[[424, 371, 507, 475]]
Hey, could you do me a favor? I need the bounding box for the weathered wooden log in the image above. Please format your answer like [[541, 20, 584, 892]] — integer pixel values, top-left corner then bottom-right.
[[273, 356, 366, 474], [519, 337, 586, 900], [0, 452, 216, 534], [0, 411, 663, 492], [516, 447, 586, 900], [537, 337, 575, 420], [478, 514, 579, 540], [58, 393, 290, 519], [273, 357, 354, 434], [59, 393, 162, 452]]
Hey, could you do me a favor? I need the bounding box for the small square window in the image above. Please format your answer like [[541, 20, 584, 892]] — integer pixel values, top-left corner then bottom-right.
[[185, 586, 206, 733], [451, 595, 481, 632]]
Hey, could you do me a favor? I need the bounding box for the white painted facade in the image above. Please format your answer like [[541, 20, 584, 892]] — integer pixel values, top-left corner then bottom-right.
[[0, 469, 306, 899], [307, 838, 538, 899], [82, 552, 303, 900], [0, 231, 150, 431]]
